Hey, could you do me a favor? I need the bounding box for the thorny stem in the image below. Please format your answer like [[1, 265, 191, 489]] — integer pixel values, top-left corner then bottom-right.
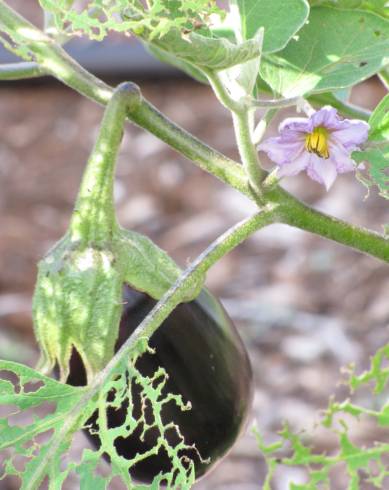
[[24, 208, 277, 490], [0, 0, 388, 263]]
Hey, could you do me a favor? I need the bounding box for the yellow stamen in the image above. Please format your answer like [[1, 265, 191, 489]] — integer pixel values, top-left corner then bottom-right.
[[305, 127, 330, 159]]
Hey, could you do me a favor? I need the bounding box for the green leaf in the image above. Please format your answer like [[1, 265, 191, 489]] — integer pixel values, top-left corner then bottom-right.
[[218, 29, 264, 98], [145, 29, 263, 70], [145, 43, 209, 83], [355, 93, 389, 199], [260, 7, 389, 97], [353, 146, 389, 199], [349, 343, 389, 393], [233, 0, 309, 52], [368, 92, 389, 140], [309, 0, 389, 18]]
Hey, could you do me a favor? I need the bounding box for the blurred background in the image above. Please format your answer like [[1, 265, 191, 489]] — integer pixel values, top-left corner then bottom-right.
[[1, 1, 389, 489]]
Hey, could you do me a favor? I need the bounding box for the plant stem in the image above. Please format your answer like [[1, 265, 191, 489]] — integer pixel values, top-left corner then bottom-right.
[[308, 92, 371, 121], [274, 188, 389, 262], [203, 68, 265, 195], [0, 61, 46, 79], [69, 83, 141, 244], [232, 110, 264, 196], [202, 68, 243, 112], [251, 95, 301, 109]]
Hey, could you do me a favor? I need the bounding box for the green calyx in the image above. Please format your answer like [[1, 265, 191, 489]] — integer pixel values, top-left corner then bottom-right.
[[32, 83, 183, 383]]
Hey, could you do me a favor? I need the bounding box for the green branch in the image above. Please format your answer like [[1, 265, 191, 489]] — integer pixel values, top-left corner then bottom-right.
[[202, 69, 265, 195], [308, 93, 371, 121], [202, 68, 243, 113], [0, 61, 45, 79], [274, 188, 389, 262], [232, 110, 265, 197], [251, 95, 301, 109]]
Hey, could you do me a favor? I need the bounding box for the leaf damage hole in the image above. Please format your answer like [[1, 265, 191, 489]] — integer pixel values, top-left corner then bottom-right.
[[164, 424, 183, 447], [33, 428, 55, 448], [8, 402, 56, 427], [108, 475, 127, 489], [22, 379, 45, 393], [141, 397, 155, 428], [359, 61, 368, 68], [0, 369, 21, 393], [65, 347, 87, 386], [61, 471, 80, 489], [38, 475, 49, 490], [107, 398, 130, 429], [0, 403, 19, 418]]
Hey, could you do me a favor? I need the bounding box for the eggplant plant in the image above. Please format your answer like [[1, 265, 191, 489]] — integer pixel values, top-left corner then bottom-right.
[[0, 1, 388, 489]]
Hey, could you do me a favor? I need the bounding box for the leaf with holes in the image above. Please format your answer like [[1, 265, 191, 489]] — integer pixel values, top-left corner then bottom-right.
[[0, 347, 198, 489], [254, 340, 389, 489], [353, 147, 389, 199], [0, 360, 87, 490]]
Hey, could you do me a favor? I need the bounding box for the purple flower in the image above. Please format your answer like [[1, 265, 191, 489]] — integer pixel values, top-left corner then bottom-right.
[[258, 106, 369, 190]]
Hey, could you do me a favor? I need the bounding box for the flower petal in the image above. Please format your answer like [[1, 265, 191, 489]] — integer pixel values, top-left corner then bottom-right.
[[279, 116, 312, 139], [307, 155, 338, 190], [258, 137, 305, 165], [311, 106, 340, 130], [330, 120, 369, 150], [277, 150, 311, 177], [328, 142, 356, 173]]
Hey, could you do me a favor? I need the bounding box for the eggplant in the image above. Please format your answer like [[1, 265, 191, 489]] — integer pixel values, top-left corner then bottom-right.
[[67, 285, 253, 483]]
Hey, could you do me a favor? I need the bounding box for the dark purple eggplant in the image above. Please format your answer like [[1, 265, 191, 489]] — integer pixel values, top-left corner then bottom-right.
[[67, 285, 253, 482]]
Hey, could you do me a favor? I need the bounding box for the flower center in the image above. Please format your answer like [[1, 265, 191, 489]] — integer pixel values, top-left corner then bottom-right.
[[305, 126, 329, 159]]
